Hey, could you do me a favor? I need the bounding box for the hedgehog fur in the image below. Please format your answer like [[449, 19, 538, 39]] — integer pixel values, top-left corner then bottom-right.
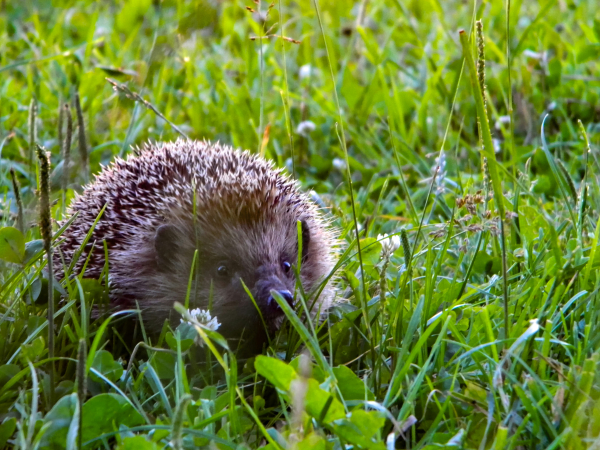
[[55, 139, 337, 349]]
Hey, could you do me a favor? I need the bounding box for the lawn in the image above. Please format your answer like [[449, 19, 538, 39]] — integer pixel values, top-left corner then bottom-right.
[[1, 0, 600, 448]]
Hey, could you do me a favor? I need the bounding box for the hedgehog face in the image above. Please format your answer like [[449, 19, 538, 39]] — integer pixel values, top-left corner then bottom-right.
[[204, 221, 309, 337], [200, 256, 296, 339], [153, 217, 314, 346]]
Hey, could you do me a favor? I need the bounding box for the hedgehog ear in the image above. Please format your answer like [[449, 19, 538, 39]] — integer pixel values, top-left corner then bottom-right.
[[154, 224, 180, 271], [299, 219, 310, 263]]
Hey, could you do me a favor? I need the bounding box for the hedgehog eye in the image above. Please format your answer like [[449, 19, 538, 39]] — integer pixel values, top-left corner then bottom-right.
[[217, 265, 229, 277], [282, 261, 292, 274]]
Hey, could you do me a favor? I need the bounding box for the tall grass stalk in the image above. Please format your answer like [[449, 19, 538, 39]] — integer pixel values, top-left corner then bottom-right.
[[36, 144, 55, 405], [28, 99, 37, 182], [76, 339, 86, 450], [25, 362, 39, 448], [459, 29, 510, 339], [57, 99, 64, 159], [171, 394, 192, 450], [505, 0, 517, 178], [62, 104, 73, 194], [73, 90, 88, 184], [9, 168, 24, 234]]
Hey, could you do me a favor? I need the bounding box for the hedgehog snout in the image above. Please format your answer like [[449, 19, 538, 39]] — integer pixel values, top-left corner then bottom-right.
[[252, 271, 294, 316], [267, 290, 294, 312]]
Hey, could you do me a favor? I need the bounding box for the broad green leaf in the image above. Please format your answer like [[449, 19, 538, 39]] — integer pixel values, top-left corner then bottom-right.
[[116, 435, 159, 450], [0, 365, 20, 386], [90, 350, 123, 383], [473, 251, 500, 276], [29, 276, 42, 303], [165, 332, 194, 352], [332, 410, 386, 450], [165, 325, 195, 353], [40, 393, 77, 449], [20, 336, 45, 363], [27, 315, 45, 336], [24, 239, 44, 264], [464, 381, 487, 404], [333, 365, 375, 401], [82, 393, 145, 444], [0, 417, 16, 449], [359, 237, 382, 266], [151, 417, 170, 443], [0, 227, 25, 264], [290, 355, 326, 383], [150, 351, 175, 380], [297, 432, 327, 450], [304, 379, 345, 424], [55, 381, 75, 400], [255, 355, 297, 391]]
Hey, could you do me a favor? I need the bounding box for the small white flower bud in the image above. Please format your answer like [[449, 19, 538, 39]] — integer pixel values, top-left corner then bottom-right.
[[299, 64, 312, 80], [378, 233, 400, 258], [296, 120, 316, 136], [332, 157, 346, 171]]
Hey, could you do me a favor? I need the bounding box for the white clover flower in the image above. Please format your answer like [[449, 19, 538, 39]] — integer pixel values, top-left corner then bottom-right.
[[495, 115, 511, 130], [180, 308, 221, 347], [493, 138, 501, 154], [285, 157, 294, 172], [378, 233, 400, 258], [296, 120, 316, 136], [523, 49, 546, 61], [332, 157, 346, 171], [181, 308, 221, 331], [518, 17, 531, 28], [434, 151, 447, 194], [299, 64, 312, 80], [434, 151, 446, 176]]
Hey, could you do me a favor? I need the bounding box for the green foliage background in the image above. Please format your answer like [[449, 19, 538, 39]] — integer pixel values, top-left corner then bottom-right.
[[1, 0, 600, 448]]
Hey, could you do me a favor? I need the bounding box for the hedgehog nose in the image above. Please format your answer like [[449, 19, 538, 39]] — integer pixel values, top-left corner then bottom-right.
[[268, 290, 294, 312]]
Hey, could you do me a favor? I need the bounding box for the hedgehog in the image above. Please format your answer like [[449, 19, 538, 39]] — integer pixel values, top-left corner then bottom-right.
[[55, 139, 337, 351]]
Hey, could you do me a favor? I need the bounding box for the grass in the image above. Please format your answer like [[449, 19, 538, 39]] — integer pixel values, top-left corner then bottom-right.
[[1, 0, 600, 448]]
